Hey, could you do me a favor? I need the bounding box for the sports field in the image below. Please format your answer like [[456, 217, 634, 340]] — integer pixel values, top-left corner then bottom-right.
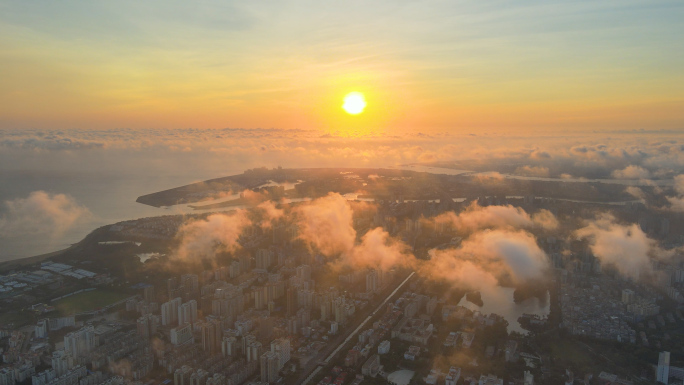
[[55, 289, 130, 315]]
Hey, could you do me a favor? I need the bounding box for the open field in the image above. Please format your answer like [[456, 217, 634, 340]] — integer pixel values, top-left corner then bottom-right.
[[0, 310, 35, 328], [55, 289, 130, 315]]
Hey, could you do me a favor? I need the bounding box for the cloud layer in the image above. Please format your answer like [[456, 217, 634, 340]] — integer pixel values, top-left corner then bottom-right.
[[174, 211, 251, 262], [1, 129, 683, 183], [433, 202, 558, 233], [612, 165, 651, 179], [666, 174, 684, 211], [425, 229, 550, 291], [294, 193, 356, 256], [0, 191, 91, 238]]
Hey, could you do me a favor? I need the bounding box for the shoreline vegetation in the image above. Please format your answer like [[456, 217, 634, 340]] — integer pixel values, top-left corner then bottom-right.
[[0, 246, 74, 272], [137, 167, 653, 214]]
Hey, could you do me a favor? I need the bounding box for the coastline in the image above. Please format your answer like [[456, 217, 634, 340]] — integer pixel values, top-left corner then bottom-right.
[[0, 246, 73, 273]]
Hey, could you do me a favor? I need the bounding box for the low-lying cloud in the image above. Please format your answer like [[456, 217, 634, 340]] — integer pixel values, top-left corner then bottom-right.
[[612, 165, 651, 179], [0, 191, 91, 238], [433, 202, 558, 233], [666, 174, 684, 211], [625, 186, 646, 200], [575, 214, 658, 279], [170, 192, 556, 295], [295, 193, 356, 256], [425, 229, 549, 290], [174, 211, 250, 262], [294, 193, 414, 270], [347, 227, 415, 271]]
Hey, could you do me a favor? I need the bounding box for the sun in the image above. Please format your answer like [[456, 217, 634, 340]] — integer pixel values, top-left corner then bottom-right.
[[342, 92, 367, 115]]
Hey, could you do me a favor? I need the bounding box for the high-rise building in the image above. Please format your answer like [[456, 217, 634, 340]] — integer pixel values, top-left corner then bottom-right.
[[334, 298, 347, 324], [221, 336, 237, 357], [143, 285, 156, 303], [256, 249, 274, 270], [377, 340, 389, 354], [264, 282, 276, 302], [51, 350, 73, 377], [270, 338, 291, 370], [239, 254, 251, 274], [137, 314, 158, 339], [201, 318, 221, 354], [35, 319, 48, 339], [286, 287, 298, 316], [320, 298, 331, 321], [178, 300, 198, 325], [246, 340, 262, 363], [242, 334, 256, 355], [161, 297, 182, 326], [167, 277, 179, 299], [63, 326, 96, 358], [622, 289, 636, 304], [297, 308, 310, 328], [298, 289, 315, 309], [214, 266, 229, 281], [254, 288, 267, 310], [523, 371, 534, 385], [657, 351, 670, 384], [31, 368, 56, 385], [48, 316, 75, 331], [170, 323, 193, 346], [189, 369, 209, 385], [260, 352, 279, 383], [230, 260, 241, 278], [0, 367, 16, 385], [366, 269, 378, 293], [173, 366, 192, 385], [286, 317, 298, 335], [206, 374, 225, 385]]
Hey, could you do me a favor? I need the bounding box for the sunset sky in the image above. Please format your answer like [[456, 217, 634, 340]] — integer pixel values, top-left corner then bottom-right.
[[1, 0, 683, 133]]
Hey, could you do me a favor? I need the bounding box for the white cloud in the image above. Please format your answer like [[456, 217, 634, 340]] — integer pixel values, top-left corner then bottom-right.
[[612, 165, 651, 179], [575, 214, 657, 279], [0, 191, 91, 238]]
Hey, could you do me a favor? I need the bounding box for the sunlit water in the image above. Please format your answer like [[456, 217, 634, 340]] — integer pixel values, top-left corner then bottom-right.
[[469, 171, 674, 187], [390, 165, 473, 175], [457, 286, 549, 334], [0, 169, 235, 261]]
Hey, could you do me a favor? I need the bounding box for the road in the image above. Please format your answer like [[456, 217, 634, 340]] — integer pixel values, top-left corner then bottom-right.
[[297, 271, 416, 385]]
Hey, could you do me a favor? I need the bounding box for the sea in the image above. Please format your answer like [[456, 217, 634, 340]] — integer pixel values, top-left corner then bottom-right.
[[0, 168, 240, 261]]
